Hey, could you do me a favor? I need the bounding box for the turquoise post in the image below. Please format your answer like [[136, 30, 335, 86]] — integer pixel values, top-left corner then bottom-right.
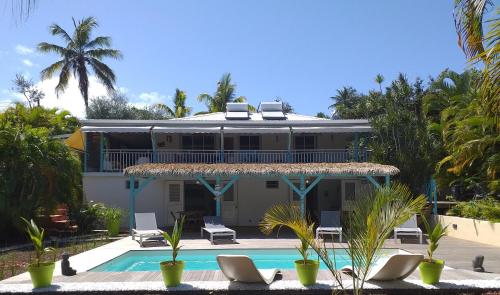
[[354, 133, 359, 162], [151, 134, 157, 163], [287, 131, 292, 163], [216, 176, 222, 217], [385, 175, 390, 186], [300, 175, 306, 216], [83, 132, 87, 172], [129, 175, 136, 234], [99, 133, 104, 172]]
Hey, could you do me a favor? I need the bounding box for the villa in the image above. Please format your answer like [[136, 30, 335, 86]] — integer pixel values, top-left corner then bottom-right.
[[80, 101, 398, 231]]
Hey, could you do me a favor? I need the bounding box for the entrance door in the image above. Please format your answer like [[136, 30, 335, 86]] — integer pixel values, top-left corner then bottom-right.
[[341, 180, 359, 212], [221, 184, 237, 225], [165, 181, 184, 225]]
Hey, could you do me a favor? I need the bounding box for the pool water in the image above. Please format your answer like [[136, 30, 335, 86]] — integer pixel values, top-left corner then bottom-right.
[[90, 248, 398, 272]]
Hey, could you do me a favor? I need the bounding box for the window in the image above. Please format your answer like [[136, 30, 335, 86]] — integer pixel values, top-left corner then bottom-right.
[[169, 184, 181, 202], [182, 135, 215, 150], [295, 135, 315, 150], [126, 180, 139, 189], [345, 182, 356, 201], [240, 136, 260, 150], [223, 186, 234, 202], [266, 181, 279, 189]]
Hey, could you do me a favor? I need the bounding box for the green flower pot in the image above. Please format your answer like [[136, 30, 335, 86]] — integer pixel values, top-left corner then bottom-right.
[[106, 219, 121, 237], [28, 262, 55, 288], [419, 259, 444, 285], [160, 260, 185, 287], [294, 260, 319, 286]]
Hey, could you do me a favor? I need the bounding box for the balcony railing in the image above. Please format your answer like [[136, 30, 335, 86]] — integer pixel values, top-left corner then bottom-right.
[[98, 149, 371, 172]]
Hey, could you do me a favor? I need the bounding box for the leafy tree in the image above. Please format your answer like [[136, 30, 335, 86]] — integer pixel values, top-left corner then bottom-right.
[[0, 104, 82, 237], [329, 87, 369, 119], [12, 74, 45, 108], [198, 73, 248, 112], [316, 112, 330, 119], [38, 17, 122, 112], [274, 97, 294, 113], [375, 74, 385, 92], [154, 88, 191, 118]]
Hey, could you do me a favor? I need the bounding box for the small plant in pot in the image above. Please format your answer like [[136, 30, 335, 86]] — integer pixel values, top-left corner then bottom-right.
[[260, 205, 319, 286], [101, 207, 124, 237], [160, 216, 185, 287], [419, 217, 448, 285], [21, 217, 55, 288]]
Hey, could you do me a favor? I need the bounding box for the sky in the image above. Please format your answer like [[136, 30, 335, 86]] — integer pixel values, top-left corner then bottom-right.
[[0, 1, 470, 118]]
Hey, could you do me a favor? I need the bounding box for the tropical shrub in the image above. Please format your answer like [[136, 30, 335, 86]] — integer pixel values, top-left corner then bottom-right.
[[260, 183, 426, 295], [0, 104, 82, 237], [72, 201, 105, 233], [446, 198, 500, 223]]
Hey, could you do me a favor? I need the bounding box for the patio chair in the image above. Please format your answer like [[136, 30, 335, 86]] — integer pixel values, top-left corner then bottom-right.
[[315, 211, 342, 241], [201, 216, 236, 244], [341, 252, 424, 281], [217, 255, 280, 284], [132, 213, 165, 247], [394, 214, 423, 244]]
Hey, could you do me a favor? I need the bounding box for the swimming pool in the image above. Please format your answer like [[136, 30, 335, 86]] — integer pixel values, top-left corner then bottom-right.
[[90, 248, 398, 272]]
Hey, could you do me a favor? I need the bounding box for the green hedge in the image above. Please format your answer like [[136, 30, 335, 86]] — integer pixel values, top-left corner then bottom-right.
[[446, 198, 500, 223]]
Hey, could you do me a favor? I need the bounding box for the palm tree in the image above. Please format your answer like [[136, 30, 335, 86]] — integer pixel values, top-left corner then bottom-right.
[[197, 73, 248, 112], [375, 74, 384, 92], [260, 184, 426, 295], [154, 88, 192, 118], [38, 17, 122, 112]]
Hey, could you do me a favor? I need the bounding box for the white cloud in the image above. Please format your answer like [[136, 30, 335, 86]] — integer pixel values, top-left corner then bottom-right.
[[134, 91, 169, 107], [22, 59, 35, 67], [15, 44, 34, 55], [36, 76, 109, 118]]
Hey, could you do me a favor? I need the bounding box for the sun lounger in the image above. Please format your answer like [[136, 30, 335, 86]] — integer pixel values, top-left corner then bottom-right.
[[341, 252, 424, 281], [201, 216, 236, 244], [132, 213, 165, 247], [394, 214, 423, 244], [217, 255, 280, 284], [316, 210, 342, 241]]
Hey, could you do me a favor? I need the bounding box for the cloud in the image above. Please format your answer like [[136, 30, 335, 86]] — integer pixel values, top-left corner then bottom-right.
[[133, 91, 169, 107], [36, 76, 109, 118], [15, 45, 34, 55], [22, 59, 35, 67]]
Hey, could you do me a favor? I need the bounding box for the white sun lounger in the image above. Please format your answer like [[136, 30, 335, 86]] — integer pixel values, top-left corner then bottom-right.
[[341, 252, 424, 281], [201, 216, 236, 244], [132, 213, 165, 247], [217, 255, 280, 284], [394, 214, 423, 244], [316, 211, 342, 241]]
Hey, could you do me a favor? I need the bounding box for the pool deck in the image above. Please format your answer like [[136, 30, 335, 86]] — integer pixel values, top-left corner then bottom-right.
[[1, 230, 500, 294]]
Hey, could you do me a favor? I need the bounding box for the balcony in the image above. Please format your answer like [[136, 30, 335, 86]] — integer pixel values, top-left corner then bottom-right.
[[96, 149, 372, 172]]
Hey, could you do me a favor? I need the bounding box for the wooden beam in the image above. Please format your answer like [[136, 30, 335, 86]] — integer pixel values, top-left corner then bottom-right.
[[366, 175, 381, 188]]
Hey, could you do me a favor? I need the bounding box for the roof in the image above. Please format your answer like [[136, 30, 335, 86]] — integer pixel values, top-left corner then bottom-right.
[[176, 112, 327, 121], [123, 162, 399, 177]]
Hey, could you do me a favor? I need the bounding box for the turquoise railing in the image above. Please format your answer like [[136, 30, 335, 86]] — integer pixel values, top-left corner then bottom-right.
[[98, 148, 372, 172]]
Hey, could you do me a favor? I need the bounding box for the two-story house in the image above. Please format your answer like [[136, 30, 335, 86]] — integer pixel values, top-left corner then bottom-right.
[[80, 102, 398, 229]]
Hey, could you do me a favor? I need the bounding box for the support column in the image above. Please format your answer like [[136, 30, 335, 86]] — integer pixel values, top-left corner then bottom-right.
[[431, 178, 437, 215], [299, 175, 306, 215], [287, 128, 293, 163], [282, 174, 324, 217], [151, 133, 157, 163], [385, 175, 390, 186], [354, 133, 359, 162], [216, 176, 222, 216], [99, 132, 104, 172], [129, 175, 136, 234], [83, 132, 87, 172], [220, 128, 225, 163]]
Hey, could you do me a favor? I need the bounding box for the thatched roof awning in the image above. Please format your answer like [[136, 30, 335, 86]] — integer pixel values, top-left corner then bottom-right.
[[123, 162, 399, 178]]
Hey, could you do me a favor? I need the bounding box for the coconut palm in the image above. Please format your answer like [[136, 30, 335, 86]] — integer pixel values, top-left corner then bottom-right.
[[260, 183, 426, 295], [375, 74, 384, 92], [197, 73, 248, 112], [170, 89, 191, 118], [38, 17, 122, 112]]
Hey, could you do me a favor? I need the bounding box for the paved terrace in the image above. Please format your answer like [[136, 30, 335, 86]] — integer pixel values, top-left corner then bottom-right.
[[1, 228, 500, 294]]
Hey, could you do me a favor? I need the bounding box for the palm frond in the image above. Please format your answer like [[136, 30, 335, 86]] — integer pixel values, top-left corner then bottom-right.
[[37, 42, 67, 56], [86, 48, 123, 60], [85, 36, 111, 49], [55, 63, 71, 97], [40, 59, 65, 80], [49, 23, 73, 44], [454, 0, 492, 58], [87, 57, 117, 91]]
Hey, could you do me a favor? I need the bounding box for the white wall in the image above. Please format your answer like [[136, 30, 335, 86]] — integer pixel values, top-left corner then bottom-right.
[[237, 177, 290, 225], [83, 174, 167, 228]]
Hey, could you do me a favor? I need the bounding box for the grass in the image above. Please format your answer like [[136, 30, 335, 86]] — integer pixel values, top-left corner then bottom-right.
[[0, 234, 112, 280]]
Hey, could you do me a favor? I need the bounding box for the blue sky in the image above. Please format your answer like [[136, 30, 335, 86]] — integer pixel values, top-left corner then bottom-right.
[[0, 1, 468, 117]]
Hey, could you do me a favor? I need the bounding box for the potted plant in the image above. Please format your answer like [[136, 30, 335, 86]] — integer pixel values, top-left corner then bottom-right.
[[101, 207, 124, 237], [419, 217, 448, 284], [160, 216, 185, 287], [260, 205, 319, 286], [294, 236, 320, 286], [20, 217, 55, 288]]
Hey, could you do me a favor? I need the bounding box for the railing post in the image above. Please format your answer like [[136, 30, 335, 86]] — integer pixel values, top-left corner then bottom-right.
[[99, 132, 104, 172]]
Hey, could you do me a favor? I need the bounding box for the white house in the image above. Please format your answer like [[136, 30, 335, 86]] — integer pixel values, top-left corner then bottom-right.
[[80, 102, 398, 229]]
